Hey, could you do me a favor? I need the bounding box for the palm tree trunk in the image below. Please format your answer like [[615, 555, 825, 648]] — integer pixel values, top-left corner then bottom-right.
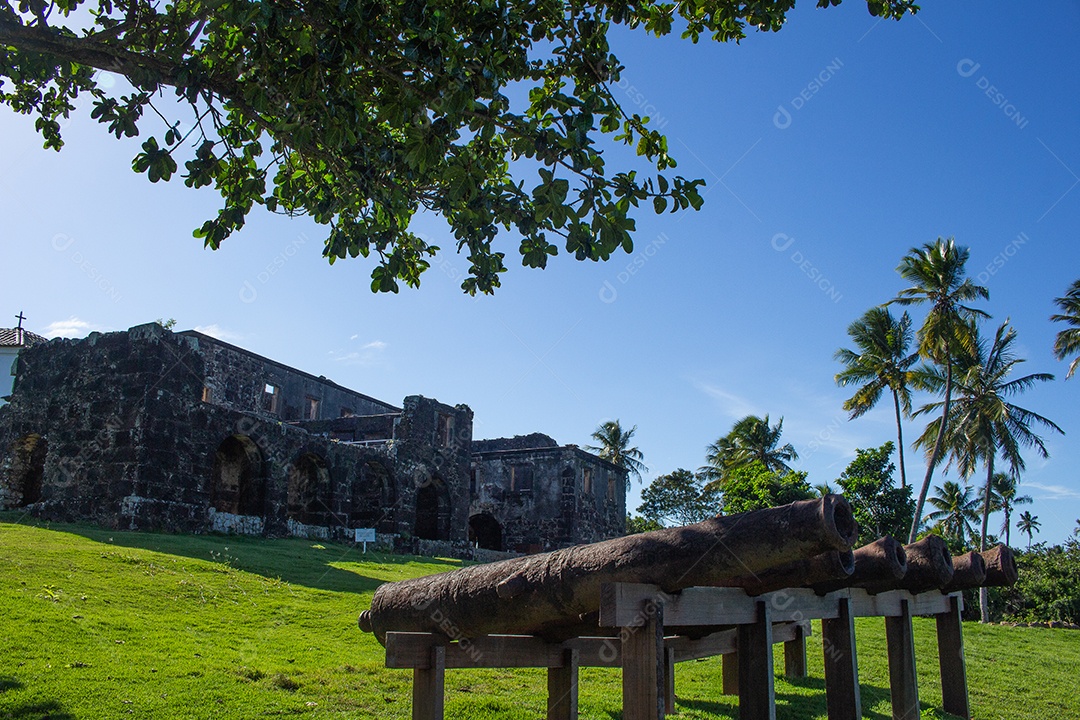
[[1005, 508, 1012, 547], [909, 358, 953, 543], [892, 389, 907, 489], [979, 453, 995, 623]]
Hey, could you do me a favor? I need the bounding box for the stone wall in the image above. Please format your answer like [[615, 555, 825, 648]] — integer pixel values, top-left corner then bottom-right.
[[0, 323, 624, 555], [470, 444, 626, 552], [182, 330, 397, 421]]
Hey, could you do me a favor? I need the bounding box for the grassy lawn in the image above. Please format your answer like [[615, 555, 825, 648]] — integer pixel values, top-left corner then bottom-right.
[[1, 512, 1076, 719]]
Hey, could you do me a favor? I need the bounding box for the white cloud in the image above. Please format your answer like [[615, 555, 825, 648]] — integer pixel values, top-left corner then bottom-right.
[[329, 338, 388, 366], [691, 381, 760, 419], [193, 324, 244, 343], [43, 317, 107, 339], [1023, 482, 1080, 501]]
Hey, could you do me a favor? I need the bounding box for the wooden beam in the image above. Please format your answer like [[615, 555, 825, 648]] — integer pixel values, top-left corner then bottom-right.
[[664, 646, 676, 716], [936, 595, 970, 719], [548, 648, 579, 720], [784, 622, 808, 679], [885, 598, 920, 720], [412, 645, 445, 720], [601, 584, 754, 627], [722, 650, 739, 696], [737, 601, 776, 720], [622, 601, 665, 720], [822, 596, 861, 720], [387, 632, 625, 669]]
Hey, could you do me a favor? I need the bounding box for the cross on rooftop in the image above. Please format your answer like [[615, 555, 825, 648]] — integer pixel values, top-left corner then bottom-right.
[[15, 312, 26, 330]]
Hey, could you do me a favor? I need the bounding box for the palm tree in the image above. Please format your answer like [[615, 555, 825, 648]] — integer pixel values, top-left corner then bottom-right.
[[585, 420, 647, 488], [1051, 279, 1080, 378], [814, 483, 835, 497], [1016, 510, 1041, 550], [835, 307, 920, 489], [941, 322, 1058, 548], [915, 321, 1061, 622], [925, 480, 981, 549], [890, 238, 989, 542], [990, 472, 1031, 548], [700, 414, 798, 487]]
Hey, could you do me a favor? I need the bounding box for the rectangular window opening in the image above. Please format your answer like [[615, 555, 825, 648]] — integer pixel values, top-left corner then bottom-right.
[[261, 383, 280, 414], [305, 396, 320, 420], [510, 466, 534, 492], [583, 468, 593, 495], [437, 413, 453, 447]]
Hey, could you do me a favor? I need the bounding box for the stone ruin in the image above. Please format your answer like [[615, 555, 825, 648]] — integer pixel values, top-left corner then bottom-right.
[[0, 323, 626, 554]]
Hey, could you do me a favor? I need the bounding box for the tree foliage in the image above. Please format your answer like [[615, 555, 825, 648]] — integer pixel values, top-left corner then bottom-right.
[[585, 419, 646, 488], [834, 307, 919, 488], [1051, 278, 1080, 378], [834, 441, 913, 545], [1000, 540, 1080, 624], [719, 461, 812, 515], [624, 513, 662, 535], [700, 414, 798, 488], [889, 237, 988, 541], [0, 0, 916, 293], [924, 480, 981, 552], [637, 468, 719, 527]]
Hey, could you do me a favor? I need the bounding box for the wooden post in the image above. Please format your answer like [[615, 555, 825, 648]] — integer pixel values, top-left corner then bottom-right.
[[737, 600, 776, 720], [622, 601, 665, 720], [784, 622, 808, 678], [936, 594, 970, 719], [722, 650, 739, 696], [885, 598, 919, 720], [548, 647, 580, 720], [821, 596, 861, 720], [412, 645, 445, 720], [664, 646, 676, 716]]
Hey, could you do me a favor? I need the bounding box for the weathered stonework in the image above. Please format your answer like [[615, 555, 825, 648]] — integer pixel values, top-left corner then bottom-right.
[[0, 323, 626, 553]]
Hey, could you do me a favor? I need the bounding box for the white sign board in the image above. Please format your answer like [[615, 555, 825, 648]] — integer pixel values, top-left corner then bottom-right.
[[355, 528, 376, 543]]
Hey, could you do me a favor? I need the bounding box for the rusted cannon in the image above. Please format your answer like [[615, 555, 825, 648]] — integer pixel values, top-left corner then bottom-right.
[[813, 535, 907, 595], [861, 535, 954, 595], [979, 544, 1018, 587], [359, 495, 859, 643], [941, 550, 988, 592]]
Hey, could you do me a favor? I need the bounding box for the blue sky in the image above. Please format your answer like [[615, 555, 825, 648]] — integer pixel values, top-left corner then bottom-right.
[[2, 2, 1079, 544]]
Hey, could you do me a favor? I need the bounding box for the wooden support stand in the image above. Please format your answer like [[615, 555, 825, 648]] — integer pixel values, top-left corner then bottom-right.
[[936, 595, 970, 720], [885, 598, 920, 720], [381, 585, 970, 720], [547, 648, 579, 720], [737, 600, 776, 720], [821, 596, 861, 720]]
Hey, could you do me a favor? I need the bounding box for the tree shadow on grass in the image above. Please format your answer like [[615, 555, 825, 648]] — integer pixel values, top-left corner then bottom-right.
[[0, 700, 75, 720], [0, 678, 74, 720], [1, 512, 462, 595]]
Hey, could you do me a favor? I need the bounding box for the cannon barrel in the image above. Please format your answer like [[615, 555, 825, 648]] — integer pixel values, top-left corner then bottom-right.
[[359, 495, 858, 643], [979, 544, 1019, 587], [861, 535, 954, 595], [813, 535, 907, 595]]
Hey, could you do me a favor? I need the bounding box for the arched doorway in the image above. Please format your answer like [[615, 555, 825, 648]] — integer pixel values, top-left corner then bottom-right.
[[210, 435, 264, 515], [288, 453, 331, 526], [7, 433, 47, 506], [414, 477, 450, 541], [468, 513, 503, 551], [351, 460, 395, 533]]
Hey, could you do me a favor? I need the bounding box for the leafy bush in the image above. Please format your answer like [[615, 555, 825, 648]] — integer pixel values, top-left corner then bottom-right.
[[998, 540, 1080, 624]]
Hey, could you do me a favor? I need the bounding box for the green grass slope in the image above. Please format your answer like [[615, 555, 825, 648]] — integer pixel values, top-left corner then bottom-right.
[[1, 513, 1076, 719]]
